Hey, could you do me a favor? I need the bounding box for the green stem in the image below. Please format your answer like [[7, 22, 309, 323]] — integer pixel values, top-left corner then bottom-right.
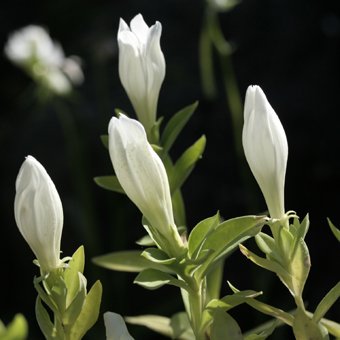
[[187, 277, 207, 340]]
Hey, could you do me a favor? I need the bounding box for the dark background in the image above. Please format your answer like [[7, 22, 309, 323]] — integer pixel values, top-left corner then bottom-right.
[[0, 0, 339, 338]]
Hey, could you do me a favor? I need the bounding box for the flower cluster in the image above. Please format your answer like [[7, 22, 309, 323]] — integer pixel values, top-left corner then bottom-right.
[[5, 25, 83, 95]]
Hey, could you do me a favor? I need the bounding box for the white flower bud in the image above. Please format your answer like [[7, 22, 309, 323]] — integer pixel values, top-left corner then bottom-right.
[[242, 85, 288, 219], [108, 114, 185, 256], [117, 14, 165, 134], [104, 312, 134, 340], [14, 156, 63, 272]]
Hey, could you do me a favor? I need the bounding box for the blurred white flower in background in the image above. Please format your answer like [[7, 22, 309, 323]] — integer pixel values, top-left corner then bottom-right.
[[207, 0, 240, 12], [4, 25, 83, 96]]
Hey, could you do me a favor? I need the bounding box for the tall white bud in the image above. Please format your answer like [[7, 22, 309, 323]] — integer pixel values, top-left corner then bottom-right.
[[117, 14, 165, 134], [242, 85, 288, 219], [108, 114, 185, 256], [14, 156, 63, 272]]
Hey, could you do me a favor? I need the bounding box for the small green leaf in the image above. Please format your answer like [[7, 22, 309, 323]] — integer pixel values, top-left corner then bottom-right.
[[35, 297, 56, 340], [136, 234, 156, 246], [170, 312, 194, 340], [285, 238, 310, 298], [198, 216, 266, 276], [327, 218, 340, 242], [293, 214, 310, 241], [69, 280, 102, 340], [141, 248, 177, 265], [313, 282, 340, 323], [93, 250, 175, 274], [202, 289, 262, 332], [93, 176, 124, 194], [134, 269, 189, 291], [126, 315, 172, 338], [188, 212, 220, 259], [240, 296, 294, 326], [64, 246, 85, 307], [169, 135, 206, 193], [244, 319, 279, 340], [239, 244, 289, 282], [0, 314, 28, 340], [210, 310, 242, 340], [62, 273, 87, 326], [161, 101, 198, 154]]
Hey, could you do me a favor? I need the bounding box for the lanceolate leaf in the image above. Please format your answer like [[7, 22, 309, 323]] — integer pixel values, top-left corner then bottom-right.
[[313, 282, 340, 323], [35, 297, 56, 340], [93, 176, 124, 194], [126, 315, 172, 338], [188, 212, 221, 259], [161, 101, 198, 154], [69, 280, 102, 340], [327, 218, 340, 242], [92, 250, 175, 274], [210, 310, 242, 340], [134, 269, 189, 291], [197, 216, 266, 276], [169, 135, 206, 194]]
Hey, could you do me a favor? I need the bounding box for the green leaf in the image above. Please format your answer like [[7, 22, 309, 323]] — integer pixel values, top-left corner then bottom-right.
[[169, 135, 206, 193], [284, 237, 310, 298], [170, 312, 195, 340], [35, 297, 56, 340], [141, 248, 177, 265], [244, 319, 280, 340], [125, 315, 172, 338], [68, 280, 102, 340], [62, 273, 87, 327], [161, 101, 198, 154], [188, 212, 221, 259], [202, 289, 262, 332], [243, 298, 294, 327], [198, 216, 266, 276], [313, 282, 340, 323], [239, 244, 290, 282], [293, 214, 310, 241], [134, 269, 189, 291], [100, 135, 108, 149], [0, 314, 28, 340], [92, 250, 175, 274], [293, 308, 329, 340], [210, 310, 242, 340], [93, 176, 124, 194], [64, 246, 85, 307], [327, 218, 340, 242], [135, 234, 156, 246]]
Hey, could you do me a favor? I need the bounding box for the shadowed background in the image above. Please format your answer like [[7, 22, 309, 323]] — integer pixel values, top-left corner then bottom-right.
[[0, 0, 339, 338]]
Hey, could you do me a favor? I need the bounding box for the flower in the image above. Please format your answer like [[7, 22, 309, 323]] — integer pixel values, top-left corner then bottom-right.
[[117, 14, 165, 134], [108, 114, 185, 256], [242, 85, 288, 219], [104, 312, 134, 340], [14, 156, 63, 272], [4, 25, 83, 95]]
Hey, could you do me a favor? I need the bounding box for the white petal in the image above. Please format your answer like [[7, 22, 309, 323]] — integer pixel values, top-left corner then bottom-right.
[[14, 156, 63, 271], [104, 312, 134, 340]]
